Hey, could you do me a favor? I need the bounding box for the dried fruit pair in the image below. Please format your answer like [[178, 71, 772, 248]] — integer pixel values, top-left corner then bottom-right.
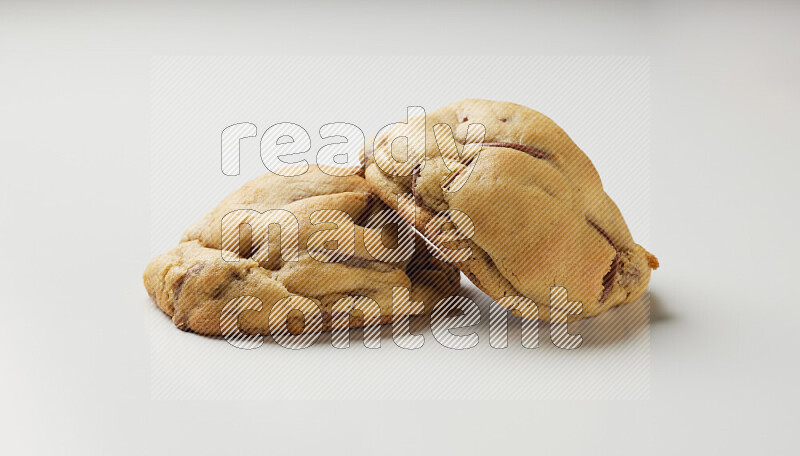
[[144, 99, 657, 335]]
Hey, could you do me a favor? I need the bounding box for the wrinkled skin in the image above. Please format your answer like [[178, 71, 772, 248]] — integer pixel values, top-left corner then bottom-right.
[[144, 165, 460, 336], [365, 99, 658, 320]]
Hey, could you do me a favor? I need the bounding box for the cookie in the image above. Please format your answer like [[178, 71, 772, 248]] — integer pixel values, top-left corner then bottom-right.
[[364, 99, 658, 320], [144, 164, 460, 336]]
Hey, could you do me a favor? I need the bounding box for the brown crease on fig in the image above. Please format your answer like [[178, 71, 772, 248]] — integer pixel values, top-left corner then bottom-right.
[[586, 220, 621, 303], [599, 253, 620, 304], [481, 142, 549, 160], [173, 264, 204, 301], [586, 219, 618, 250], [411, 164, 423, 206], [308, 249, 397, 272], [354, 192, 376, 227]]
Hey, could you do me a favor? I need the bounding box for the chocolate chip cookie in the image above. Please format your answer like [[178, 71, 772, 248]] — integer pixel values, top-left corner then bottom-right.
[[364, 99, 658, 320], [144, 165, 460, 336]]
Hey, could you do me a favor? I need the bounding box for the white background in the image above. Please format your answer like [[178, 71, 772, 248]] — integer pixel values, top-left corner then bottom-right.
[[1, 1, 799, 454]]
